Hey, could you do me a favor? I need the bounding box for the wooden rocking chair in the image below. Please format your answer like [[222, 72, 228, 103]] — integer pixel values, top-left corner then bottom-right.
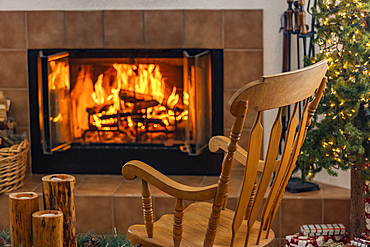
[[122, 59, 328, 247]]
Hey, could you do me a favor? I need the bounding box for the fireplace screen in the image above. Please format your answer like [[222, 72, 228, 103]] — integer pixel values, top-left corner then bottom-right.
[[39, 50, 212, 156]]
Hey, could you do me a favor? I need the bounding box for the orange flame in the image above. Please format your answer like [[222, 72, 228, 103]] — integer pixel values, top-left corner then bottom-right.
[[72, 62, 188, 139], [167, 87, 179, 109], [49, 61, 70, 91]]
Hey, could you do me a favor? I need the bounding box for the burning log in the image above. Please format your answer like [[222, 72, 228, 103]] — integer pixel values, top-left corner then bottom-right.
[[86, 103, 113, 115], [119, 89, 154, 102]]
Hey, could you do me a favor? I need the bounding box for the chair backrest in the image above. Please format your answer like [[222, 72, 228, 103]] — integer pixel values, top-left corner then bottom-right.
[[205, 59, 328, 247]]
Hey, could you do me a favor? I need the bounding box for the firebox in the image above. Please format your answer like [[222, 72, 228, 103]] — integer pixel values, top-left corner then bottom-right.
[[28, 49, 223, 175]]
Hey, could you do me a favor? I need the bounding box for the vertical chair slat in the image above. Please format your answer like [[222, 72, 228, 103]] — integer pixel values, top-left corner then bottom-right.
[[263, 77, 328, 237], [142, 179, 154, 238], [244, 181, 257, 221], [265, 76, 328, 226], [247, 107, 283, 245], [258, 103, 298, 241], [173, 198, 184, 247], [230, 111, 263, 247], [265, 99, 310, 238]]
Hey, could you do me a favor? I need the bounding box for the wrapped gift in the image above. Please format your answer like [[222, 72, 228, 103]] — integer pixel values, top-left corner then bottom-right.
[[351, 240, 368, 247], [351, 234, 370, 247], [300, 224, 346, 236], [286, 233, 349, 247]]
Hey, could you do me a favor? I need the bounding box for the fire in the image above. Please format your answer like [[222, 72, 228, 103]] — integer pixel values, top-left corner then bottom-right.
[[167, 87, 179, 109], [48, 61, 70, 91], [71, 62, 188, 141], [114, 64, 165, 104]]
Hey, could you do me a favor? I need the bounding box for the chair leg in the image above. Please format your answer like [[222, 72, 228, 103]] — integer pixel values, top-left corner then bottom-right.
[[173, 198, 184, 247], [142, 180, 154, 238]]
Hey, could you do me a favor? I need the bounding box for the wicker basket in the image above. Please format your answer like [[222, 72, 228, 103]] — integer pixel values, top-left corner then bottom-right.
[[0, 139, 29, 194]]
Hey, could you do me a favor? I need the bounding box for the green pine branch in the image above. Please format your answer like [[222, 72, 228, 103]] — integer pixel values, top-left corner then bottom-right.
[[297, 0, 370, 181], [0, 228, 137, 247]]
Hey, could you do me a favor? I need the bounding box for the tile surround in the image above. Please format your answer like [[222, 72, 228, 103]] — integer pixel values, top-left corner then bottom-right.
[[184, 10, 223, 48], [0, 11, 26, 49], [223, 50, 264, 89], [65, 11, 104, 48], [27, 11, 65, 49], [0, 9, 263, 167], [144, 10, 183, 48], [104, 10, 144, 49], [2, 89, 29, 126], [0, 51, 28, 88], [224, 10, 263, 49]]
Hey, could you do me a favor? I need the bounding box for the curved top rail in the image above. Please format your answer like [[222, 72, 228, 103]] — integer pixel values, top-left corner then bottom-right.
[[228, 59, 328, 116]]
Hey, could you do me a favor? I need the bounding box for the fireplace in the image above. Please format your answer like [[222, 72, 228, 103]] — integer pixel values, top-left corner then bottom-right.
[[28, 49, 224, 175]]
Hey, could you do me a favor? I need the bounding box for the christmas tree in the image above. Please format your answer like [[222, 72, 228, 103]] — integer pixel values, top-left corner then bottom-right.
[[295, 0, 370, 180]]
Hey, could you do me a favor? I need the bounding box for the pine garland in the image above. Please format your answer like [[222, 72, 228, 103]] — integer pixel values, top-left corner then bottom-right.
[[295, 0, 370, 180], [0, 228, 140, 247]]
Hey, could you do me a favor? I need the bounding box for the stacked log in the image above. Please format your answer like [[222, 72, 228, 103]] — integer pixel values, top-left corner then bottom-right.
[[9, 192, 39, 247], [32, 210, 63, 247], [42, 174, 77, 247]]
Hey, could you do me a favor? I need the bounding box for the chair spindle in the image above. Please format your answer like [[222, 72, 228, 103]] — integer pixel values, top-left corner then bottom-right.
[[204, 100, 248, 247], [142, 179, 154, 238], [173, 198, 184, 247]]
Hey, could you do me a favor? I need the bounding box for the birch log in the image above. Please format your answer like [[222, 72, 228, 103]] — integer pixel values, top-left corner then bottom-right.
[[9, 192, 39, 247], [42, 174, 76, 247], [32, 210, 63, 247]]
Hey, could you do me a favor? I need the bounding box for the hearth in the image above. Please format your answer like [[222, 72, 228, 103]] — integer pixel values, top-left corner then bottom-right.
[[28, 49, 224, 175]]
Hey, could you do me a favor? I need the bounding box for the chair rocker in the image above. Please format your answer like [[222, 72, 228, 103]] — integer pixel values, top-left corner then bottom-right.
[[122, 59, 328, 247]]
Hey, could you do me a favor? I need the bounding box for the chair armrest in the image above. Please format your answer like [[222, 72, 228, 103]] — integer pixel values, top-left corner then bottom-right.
[[208, 135, 280, 172], [122, 160, 218, 201]]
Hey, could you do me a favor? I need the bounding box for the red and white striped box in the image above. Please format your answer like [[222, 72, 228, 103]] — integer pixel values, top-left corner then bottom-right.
[[286, 233, 349, 247], [300, 224, 346, 236], [352, 236, 370, 247]]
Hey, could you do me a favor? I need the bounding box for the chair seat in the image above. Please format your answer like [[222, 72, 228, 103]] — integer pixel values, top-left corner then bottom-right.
[[127, 202, 275, 247]]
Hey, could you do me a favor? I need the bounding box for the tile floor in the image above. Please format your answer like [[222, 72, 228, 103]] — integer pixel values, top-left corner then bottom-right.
[[0, 170, 350, 247]]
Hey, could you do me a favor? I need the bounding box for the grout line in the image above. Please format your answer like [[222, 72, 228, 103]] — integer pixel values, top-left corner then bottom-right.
[[199, 176, 207, 187], [102, 10, 105, 49], [74, 175, 88, 191], [32, 182, 42, 194], [25, 12, 28, 49], [0, 88, 28, 91], [112, 178, 124, 196], [111, 195, 115, 231], [322, 197, 325, 223], [182, 10, 185, 48], [0, 49, 27, 52], [142, 10, 145, 48], [224, 48, 263, 52], [63, 11, 66, 48], [221, 10, 224, 49]]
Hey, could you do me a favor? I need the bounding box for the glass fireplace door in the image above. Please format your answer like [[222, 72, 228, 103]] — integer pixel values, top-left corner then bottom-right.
[[183, 51, 212, 156], [39, 51, 72, 154], [39, 50, 213, 156]]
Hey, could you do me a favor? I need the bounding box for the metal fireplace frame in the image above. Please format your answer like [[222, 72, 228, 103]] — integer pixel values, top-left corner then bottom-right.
[[28, 49, 224, 175]]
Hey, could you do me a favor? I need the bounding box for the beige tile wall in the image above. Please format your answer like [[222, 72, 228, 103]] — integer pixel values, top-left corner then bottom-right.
[[0, 9, 264, 171]]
